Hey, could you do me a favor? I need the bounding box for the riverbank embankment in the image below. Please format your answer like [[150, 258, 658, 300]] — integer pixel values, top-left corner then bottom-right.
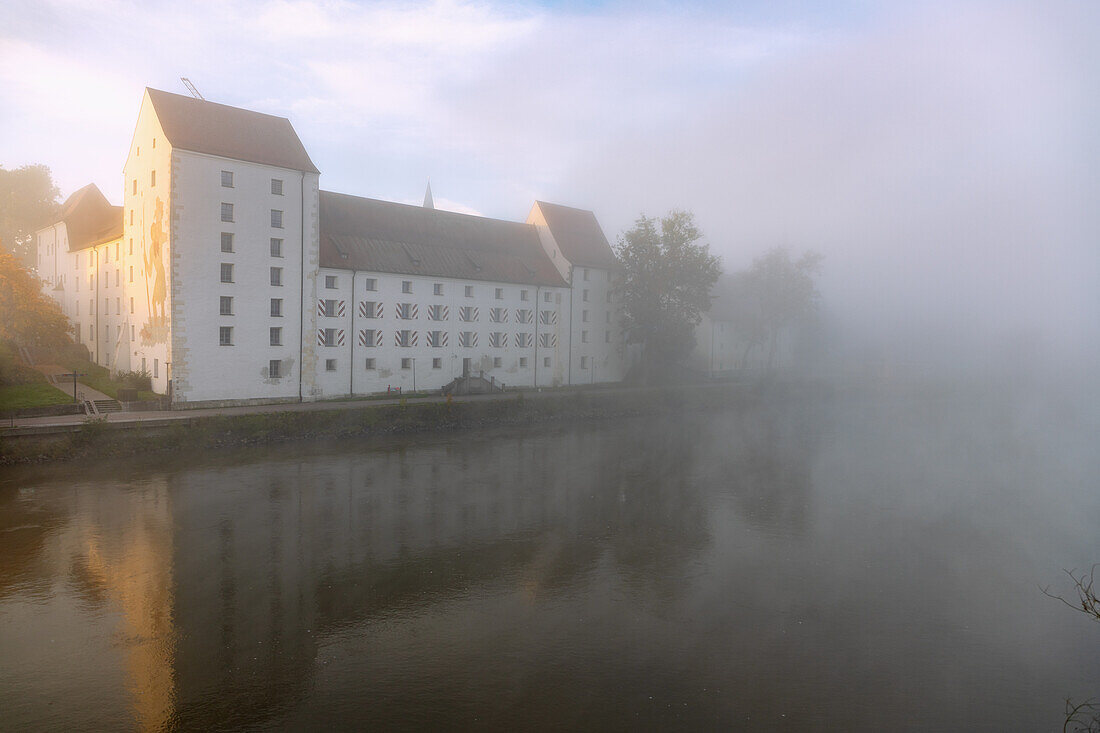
[[0, 382, 814, 466]]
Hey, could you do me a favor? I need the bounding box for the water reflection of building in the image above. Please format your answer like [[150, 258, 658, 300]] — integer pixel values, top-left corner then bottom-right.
[[2, 418, 726, 730]]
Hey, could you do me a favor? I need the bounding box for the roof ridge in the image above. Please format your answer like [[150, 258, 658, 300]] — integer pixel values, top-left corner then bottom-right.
[[146, 87, 293, 123]]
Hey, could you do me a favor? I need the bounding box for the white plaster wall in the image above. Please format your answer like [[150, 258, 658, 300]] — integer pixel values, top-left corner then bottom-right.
[[308, 270, 569, 396], [568, 266, 623, 384], [123, 92, 173, 391], [168, 150, 308, 404]]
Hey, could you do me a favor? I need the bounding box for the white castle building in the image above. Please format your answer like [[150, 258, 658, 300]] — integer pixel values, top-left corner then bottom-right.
[[35, 88, 624, 406]]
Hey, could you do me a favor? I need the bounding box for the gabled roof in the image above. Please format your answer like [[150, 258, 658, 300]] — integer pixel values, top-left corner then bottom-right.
[[319, 191, 569, 288], [55, 183, 123, 251], [146, 88, 319, 174], [530, 201, 619, 269]]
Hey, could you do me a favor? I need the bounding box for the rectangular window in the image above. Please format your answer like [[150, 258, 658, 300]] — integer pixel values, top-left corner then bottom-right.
[[154, 359, 159, 378], [520, 357, 528, 367], [427, 304, 447, 321], [130, 297, 134, 314], [270, 298, 283, 317], [362, 301, 378, 318], [361, 329, 376, 347], [539, 333, 554, 348], [401, 358, 412, 369], [221, 170, 234, 187], [516, 309, 532, 324], [221, 232, 234, 252], [544, 356, 551, 368], [131, 325, 135, 341], [427, 330, 445, 347], [221, 202, 234, 222], [364, 358, 376, 370], [114, 244, 119, 261], [270, 267, 283, 286], [132, 179, 137, 195], [322, 299, 337, 317], [220, 296, 233, 315], [326, 359, 337, 372], [402, 280, 413, 293], [270, 238, 283, 257], [270, 209, 283, 228], [581, 356, 589, 369], [520, 289, 529, 301], [515, 333, 532, 348], [432, 358, 442, 369], [583, 268, 590, 281], [464, 285, 473, 297], [459, 331, 475, 348], [321, 328, 337, 346], [129, 239, 133, 256], [129, 265, 133, 283], [363, 277, 377, 291], [489, 332, 506, 348], [583, 289, 589, 302], [396, 330, 413, 347], [459, 306, 478, 322], [582, 310, 589, 322], [606, 291, 613, 303], [493, 357, 502, 368], [269, 360, 281, 378], [221, 263, 234, 282], [396, 302, 416, 319], [489, 307, 507, 323], [150, 170, 156, 187], [220, 326, 233, 346], [270, 327, 282, 346], [433, 283, 443, 295], [271, 178, 283, 195], [495, 288, 503, 300], [325, 275, 337, 289], [544, 291, 552, 303], [539, 310, 556, 325]]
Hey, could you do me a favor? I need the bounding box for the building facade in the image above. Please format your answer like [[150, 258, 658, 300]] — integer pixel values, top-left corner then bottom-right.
[[37, 88, 624, 405]]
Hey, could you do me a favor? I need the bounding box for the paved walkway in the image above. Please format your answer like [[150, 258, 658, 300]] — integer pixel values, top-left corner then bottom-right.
[[34, 363, 114, 403], [0, 384, 652, 433]]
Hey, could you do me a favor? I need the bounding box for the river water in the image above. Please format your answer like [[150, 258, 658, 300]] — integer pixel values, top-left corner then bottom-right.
[[1, 388, 1098, 731]]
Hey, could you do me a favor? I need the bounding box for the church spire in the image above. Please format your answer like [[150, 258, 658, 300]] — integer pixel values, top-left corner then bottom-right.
[[423, 179, 434, 209]]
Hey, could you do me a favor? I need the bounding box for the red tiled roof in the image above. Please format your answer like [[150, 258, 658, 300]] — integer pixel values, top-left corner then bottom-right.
[[319, 191, 568, 288], [147, 88, 319, 174], [531, 201, 619, 269], [57, 184, 123, 251]]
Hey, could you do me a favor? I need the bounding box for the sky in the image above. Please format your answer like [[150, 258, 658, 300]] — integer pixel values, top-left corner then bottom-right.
[[2, 0, 1097, 373]]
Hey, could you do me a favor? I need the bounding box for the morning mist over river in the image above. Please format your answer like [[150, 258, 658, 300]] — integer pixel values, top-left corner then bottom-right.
[[3, 0, 1100, 730], [2, 383, 1098, 731]]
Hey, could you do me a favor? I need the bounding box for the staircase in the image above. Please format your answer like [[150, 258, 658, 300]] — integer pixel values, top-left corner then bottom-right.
[[93, 399, 122, 414]]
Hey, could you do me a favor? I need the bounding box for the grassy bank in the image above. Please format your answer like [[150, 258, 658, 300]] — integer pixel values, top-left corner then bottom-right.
[[0, 385, 762, 465], [0, 383, 73, 410]]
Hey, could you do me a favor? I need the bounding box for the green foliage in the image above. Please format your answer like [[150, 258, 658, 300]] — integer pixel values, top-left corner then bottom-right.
[[614, 211, 721, 371], [115, 370, 152, 391], [728, 247, 822, 371], [0, 165, 60, 265], [0, 251, 74, 356]]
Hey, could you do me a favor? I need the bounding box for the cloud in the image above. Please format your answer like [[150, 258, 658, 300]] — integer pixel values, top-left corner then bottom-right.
[[2, 0, 1095, 373]]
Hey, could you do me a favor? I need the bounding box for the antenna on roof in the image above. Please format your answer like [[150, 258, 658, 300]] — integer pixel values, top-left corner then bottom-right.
[[180, 77, 206, 101], [423, 179, 434, 209]]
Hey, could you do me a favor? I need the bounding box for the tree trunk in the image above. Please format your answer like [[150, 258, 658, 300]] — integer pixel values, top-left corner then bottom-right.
[[740, 341, 755, 370], [767, 328, 778, 373]]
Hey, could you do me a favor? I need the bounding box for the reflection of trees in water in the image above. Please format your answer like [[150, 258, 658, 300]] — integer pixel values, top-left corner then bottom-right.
[[702, 403, 821, 535], [0, 487, 69, 600]]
